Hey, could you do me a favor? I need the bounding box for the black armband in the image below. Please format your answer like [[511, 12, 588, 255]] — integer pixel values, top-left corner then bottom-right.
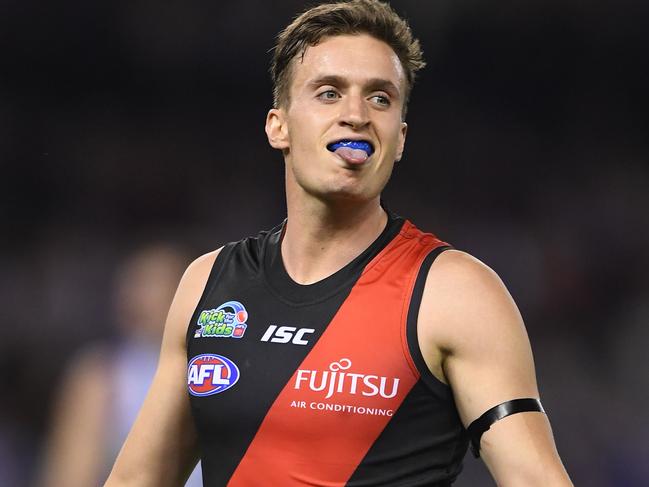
[[466, 398, 545, 458]]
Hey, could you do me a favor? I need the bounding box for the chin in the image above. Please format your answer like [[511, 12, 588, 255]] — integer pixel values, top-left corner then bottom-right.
[[288, 165, 387, 204], [311, 182, 381, 204]]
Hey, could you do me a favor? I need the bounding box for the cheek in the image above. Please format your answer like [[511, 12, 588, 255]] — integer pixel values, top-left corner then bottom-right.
[[381, 127, 403, 155], [288, 115, 323, 153]]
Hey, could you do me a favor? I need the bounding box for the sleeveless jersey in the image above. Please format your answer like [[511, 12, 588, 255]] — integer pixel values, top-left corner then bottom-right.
[[186, 214, 469, 486]]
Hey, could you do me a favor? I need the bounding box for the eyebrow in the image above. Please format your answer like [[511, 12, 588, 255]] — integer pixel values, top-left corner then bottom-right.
[[308, 75, 401, 98]]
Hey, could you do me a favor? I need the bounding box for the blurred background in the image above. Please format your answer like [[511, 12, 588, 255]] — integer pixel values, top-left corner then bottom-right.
[[1, 0, 647, 485]]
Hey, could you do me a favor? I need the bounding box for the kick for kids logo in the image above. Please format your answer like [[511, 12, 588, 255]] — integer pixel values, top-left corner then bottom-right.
[[194, 301, 248, 339]]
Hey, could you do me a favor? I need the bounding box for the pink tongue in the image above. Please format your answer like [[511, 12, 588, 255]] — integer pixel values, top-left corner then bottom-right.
[[334, 146, 369, 164]]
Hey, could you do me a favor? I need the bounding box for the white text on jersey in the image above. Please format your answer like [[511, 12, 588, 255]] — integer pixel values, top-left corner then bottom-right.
[[294, 358, 400, 399], [260, 325, 315, 345]]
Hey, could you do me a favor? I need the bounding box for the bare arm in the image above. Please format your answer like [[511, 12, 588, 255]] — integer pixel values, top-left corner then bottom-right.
[[39, 349, 110, 487], [418, 250, 572, 487], [104, 249, 220, 487]]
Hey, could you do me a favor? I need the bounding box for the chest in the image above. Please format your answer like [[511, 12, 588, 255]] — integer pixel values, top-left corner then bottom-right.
[[189, 255, 423, 438]]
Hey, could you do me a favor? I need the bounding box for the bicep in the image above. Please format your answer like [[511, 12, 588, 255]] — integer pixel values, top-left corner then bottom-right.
[[421, 251, 539, 423], [421, 250, 571, 486], [443, 269, 539, 426], [105, 250, 219, 487]]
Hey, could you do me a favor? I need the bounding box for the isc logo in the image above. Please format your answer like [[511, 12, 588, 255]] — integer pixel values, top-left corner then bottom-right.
[[260, 325, 315, 346], [187, 354, 240, 396]]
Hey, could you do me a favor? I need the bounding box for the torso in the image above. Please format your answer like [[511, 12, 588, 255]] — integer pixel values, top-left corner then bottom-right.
[[186, 214, 468, 486]]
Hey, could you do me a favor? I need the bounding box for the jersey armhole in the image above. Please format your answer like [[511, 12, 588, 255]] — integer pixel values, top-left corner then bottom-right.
[[184, 243, 237, 348], [405, 245, 454, 398]]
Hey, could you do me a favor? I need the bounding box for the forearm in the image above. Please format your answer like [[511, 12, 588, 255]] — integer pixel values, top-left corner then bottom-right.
[[105, 427, 198, 487], [104, 379, 199, 487], [480, 413, 573, 487], [488, 465, 573, 487]]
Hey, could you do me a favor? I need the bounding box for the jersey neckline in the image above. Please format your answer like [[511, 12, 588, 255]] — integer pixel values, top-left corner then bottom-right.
[[263, 211, 405, 306]]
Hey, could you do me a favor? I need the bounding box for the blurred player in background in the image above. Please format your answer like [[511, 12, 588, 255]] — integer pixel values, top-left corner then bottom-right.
[[39, 244, 202, 487]]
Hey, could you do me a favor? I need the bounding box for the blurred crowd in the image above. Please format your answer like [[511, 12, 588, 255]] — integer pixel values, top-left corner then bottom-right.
[[1, 1, 647, 485]]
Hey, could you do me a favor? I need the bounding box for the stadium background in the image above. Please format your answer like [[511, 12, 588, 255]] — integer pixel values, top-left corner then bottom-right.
[[1, 0, 648, 485]]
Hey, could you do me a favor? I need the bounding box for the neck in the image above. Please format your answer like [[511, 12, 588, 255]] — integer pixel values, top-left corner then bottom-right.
[[281, 190, 388, 285]]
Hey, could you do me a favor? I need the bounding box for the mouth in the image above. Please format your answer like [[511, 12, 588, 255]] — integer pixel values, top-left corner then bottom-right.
[[326, 139, 375, 165]]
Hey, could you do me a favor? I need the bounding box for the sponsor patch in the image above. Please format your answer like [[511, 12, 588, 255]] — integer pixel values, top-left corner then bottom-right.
[[294, 358, 400, 400], [187, 354, 240, 396], [289, 358, 401, 417], [194, 300, 248, 339], [260, 325, 315, 345]]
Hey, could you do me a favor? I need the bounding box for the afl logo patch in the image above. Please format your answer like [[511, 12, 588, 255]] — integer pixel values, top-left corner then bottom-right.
[[187, 354, 240, 396]]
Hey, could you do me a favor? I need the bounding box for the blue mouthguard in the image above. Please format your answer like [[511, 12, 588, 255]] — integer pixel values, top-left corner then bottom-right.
[[327, 140, 374, 155]]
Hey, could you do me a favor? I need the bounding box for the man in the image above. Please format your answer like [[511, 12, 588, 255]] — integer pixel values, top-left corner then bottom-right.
[[106, 1, 573, 485], [40, 244, 202, 487]]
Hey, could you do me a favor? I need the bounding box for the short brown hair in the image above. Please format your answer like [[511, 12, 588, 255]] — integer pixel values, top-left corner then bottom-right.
[[270, 0, 425, 118]]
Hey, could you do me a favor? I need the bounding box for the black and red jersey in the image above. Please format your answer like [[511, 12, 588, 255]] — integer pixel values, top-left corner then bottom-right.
[[186, 214, 468, 486]]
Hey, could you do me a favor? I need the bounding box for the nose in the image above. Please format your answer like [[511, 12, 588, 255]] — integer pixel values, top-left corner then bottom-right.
[[339, 93, 370, 129]]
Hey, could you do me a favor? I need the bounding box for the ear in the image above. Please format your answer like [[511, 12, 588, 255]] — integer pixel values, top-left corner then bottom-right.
[[396, 122, 408, 162], [265, 108, 290, 150]]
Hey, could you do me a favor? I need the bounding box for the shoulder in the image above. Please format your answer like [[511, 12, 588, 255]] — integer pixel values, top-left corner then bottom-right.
[[427, 248, 504, 289], [422, 249, 517, 321], [418, 249, 528, 373], [182, 248, 223, 286], [164, 248, 224, 345], [424, 249, 513, 320]]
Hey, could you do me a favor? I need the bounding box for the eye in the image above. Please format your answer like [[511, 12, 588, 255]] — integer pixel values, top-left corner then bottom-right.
[[317, 89, 340, 101], [370, 94, 391, 107]]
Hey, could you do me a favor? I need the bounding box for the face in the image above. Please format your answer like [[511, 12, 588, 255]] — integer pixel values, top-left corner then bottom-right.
[[114, 247, 185, 341], [266, 34, 408, 203]]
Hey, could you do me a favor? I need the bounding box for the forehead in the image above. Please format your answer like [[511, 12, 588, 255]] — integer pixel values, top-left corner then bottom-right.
[[291, 34, 405, 90]]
